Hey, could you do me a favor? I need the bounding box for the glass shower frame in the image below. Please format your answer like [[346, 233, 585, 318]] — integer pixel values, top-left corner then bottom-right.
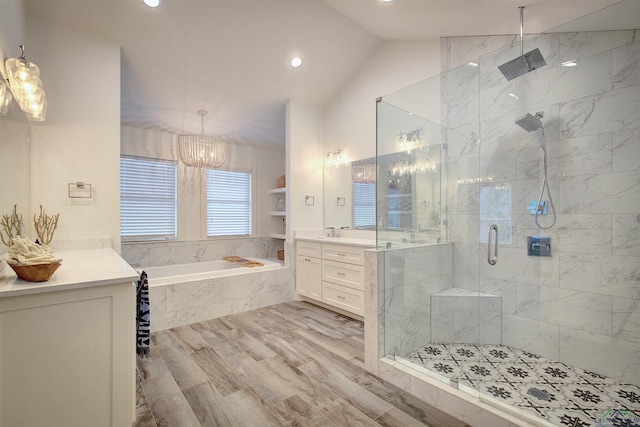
[[378, 7, 640, 425]]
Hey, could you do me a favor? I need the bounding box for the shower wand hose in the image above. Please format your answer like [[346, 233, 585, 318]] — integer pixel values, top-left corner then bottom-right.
[[535, 148, 557, 229]]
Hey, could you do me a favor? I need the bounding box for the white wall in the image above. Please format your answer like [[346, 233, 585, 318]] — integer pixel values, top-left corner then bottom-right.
[[0, 0, 26, 76], [121, 126, 285, 240], [27, 16, 122, 251], [324, 39, 441, 163], [286, 99, 324, 238]]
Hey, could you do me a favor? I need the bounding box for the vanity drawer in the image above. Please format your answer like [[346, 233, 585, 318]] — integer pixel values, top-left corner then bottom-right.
[[322, 243, 365, 266], [297, 241, 322, 258], [322, 260, 364, 291], [322, 282, 364, 316]]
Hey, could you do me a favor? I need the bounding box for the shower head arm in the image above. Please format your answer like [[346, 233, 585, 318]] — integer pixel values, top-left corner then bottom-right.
[[519, 6, 524, 56]]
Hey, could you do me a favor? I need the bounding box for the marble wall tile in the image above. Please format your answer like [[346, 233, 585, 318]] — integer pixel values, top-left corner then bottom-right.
[[443, 62, 478, 101], [445, 123, 479, 157], [560, 85, 640, 139], [612, 36, 640, 89], [612, 127, 640, 173], [480, 104, 562, 154], [502, 314, 560, 361], [479, 277, 517, 314], [612, 214, 640, 256], [516, 283, 612, 335], [559, 327, 640, 387], [479, 245, 558, 287], [479, 51, 612, 121], [478, 147, 517, 182], [453, 243, 479, 278], [442, 35, 516, 71], [447, 92, 480, 128], [477, 31, 633, 91], [548, 133, 613, 178], [554, 214, 612, 255], [558, 171, 640, 215], [559, 252, 640, 299], [612, 296, 640, 344], [122, 237, 282, 268]]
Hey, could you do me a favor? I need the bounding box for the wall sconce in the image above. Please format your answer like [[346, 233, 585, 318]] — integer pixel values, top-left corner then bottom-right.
[[0, 78, 13, 116], [5, 45, 47, 121], [326, 149, 348, 168], [397, 128, 422, 153]]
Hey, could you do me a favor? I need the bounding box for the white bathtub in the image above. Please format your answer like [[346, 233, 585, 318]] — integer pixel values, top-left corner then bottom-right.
[[144, 258, 281, 287]]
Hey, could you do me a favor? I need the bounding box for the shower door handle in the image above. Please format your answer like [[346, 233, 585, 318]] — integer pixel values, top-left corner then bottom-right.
[[487, 224, 498, 265]]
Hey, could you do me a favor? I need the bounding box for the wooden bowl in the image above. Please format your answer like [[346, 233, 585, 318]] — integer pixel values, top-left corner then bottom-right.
[[8, 262, 61, 282]]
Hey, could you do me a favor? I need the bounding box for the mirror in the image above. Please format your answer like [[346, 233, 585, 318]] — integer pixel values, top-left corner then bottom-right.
[[323, 76, 442, 237], [0, 73, 31, 253]]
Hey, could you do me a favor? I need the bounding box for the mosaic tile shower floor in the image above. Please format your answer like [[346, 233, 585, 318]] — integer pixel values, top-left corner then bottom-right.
[[404, 343, 640, 427]]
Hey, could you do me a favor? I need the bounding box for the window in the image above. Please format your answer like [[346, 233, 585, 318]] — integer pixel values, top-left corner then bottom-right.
[[120, 156, 177, 241], [353, 182, 376, 229], [206, 169, 252, 237]]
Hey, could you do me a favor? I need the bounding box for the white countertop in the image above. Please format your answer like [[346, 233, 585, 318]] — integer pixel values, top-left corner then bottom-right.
[[296, 236, 377, 248], [0, 248, 139, 298]]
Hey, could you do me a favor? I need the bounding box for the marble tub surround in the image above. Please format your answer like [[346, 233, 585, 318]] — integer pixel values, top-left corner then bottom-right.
[[121, 237, 283, 268], [149, 265, 293, 331]]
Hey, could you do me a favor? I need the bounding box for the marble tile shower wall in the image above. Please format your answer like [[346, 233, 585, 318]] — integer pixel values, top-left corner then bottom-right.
[[121, 237, 283, 268], [383, 243, 453, 357], [442, 30, 640, 386]]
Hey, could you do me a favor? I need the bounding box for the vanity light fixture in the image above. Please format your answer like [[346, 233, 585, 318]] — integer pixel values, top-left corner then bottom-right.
[[326, 149, 348, 168], [5, 45, 47, 121], [291, 57, 303, 68], [397, 128, 422, 153], [178, 110, 227, 168]]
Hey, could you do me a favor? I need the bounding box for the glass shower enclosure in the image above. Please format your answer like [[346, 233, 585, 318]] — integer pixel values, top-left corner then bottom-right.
[[378, 3, 640, 425]]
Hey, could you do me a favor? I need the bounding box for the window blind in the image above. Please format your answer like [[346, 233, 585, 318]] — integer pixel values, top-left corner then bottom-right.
[[120, 156, 177, 241], [206, 169, 252, 237], [353, 182, 376, 229]]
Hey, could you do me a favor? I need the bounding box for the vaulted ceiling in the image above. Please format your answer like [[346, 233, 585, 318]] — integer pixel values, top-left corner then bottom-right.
[[24, 0, 624, 148]]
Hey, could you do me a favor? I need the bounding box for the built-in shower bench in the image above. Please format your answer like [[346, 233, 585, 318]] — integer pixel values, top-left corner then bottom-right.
[[430, 287, 502, 345]]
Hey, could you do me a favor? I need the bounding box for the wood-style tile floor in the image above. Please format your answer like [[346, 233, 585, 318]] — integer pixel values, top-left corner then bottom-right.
[[133, 301, 469, 427]]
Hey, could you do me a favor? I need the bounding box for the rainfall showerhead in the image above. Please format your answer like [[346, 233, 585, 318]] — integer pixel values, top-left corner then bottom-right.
[[498, 48, 547, 81], [515, 112, 546, 149], [515, 112, 542, 132], [498, 7, 547, 81]]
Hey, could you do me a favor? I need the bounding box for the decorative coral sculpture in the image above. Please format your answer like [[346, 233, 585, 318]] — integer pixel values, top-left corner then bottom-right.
[[34, 204, 60, 245], [1, 204, 23, 247]]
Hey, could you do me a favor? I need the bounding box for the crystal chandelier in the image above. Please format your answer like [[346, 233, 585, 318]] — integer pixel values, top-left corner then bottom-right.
[[178, 110, 227, 168], [351, 162, 376, 183]]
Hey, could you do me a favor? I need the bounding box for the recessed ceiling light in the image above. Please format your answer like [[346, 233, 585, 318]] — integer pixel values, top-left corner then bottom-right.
[[291, 57, 303, 68], [381, 0, 393, 3], [143, 0, 160, 8]]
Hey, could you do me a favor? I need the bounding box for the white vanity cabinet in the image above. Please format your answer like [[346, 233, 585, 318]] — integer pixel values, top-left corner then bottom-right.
[[0, 248, 138, 427], [321, 243, 365, 316], [296, 241, 322, 301], [296, 239, 371, 318]]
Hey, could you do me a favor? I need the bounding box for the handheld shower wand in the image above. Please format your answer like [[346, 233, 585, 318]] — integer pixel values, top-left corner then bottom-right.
[[514, 112, 557, 229]]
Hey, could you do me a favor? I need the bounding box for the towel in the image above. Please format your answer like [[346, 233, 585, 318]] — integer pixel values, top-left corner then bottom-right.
[[136, 270, 150, 358]]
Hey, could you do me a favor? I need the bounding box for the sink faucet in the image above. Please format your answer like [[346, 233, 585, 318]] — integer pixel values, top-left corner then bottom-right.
[[325, 227, 335, 237]]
